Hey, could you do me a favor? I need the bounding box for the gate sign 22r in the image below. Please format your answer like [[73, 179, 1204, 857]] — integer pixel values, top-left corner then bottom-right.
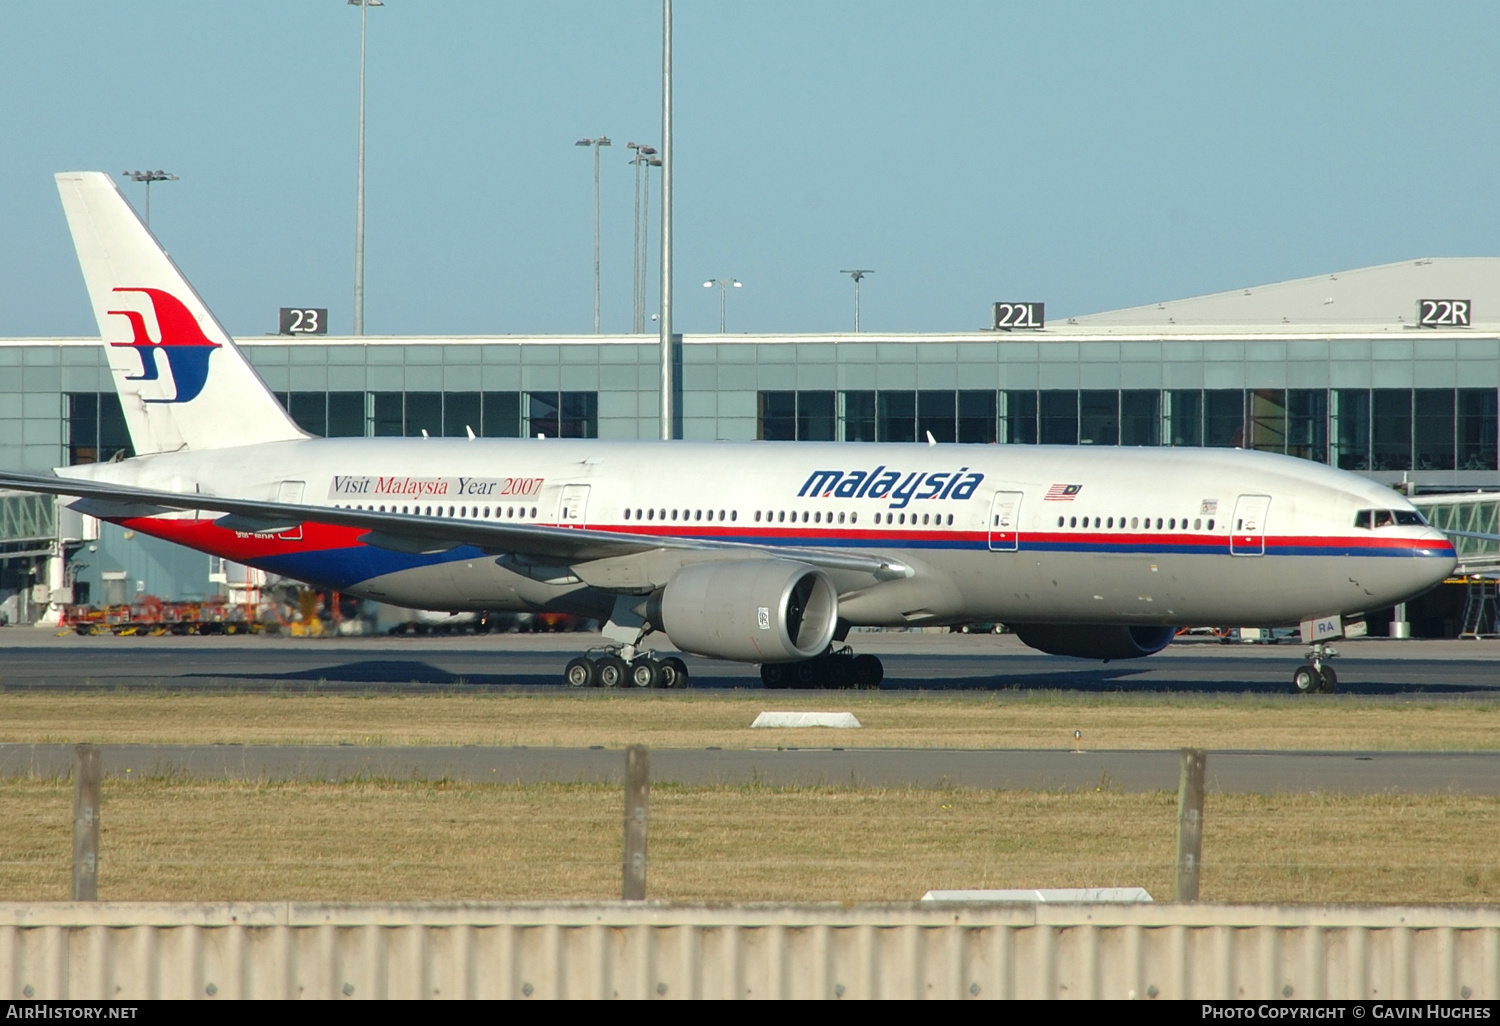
[[993, 302, 1044, 331], [279, 307, 329, 335], [1417, 299, 1471, 328]]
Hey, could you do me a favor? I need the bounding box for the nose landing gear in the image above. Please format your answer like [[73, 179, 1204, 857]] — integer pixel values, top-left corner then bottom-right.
[[1292, 642, 1339, 694], [760, 646, 884, 690]]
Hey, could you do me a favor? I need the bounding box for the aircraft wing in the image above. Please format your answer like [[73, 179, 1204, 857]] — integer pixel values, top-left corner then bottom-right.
[[0, 470, 913, 583]]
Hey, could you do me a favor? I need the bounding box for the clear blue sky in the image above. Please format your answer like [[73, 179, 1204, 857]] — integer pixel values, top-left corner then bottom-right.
[[2, 2, 1497, 338]]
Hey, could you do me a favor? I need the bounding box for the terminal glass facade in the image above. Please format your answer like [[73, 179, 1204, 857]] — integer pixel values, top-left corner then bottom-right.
[[754, 387, 1500, 472]]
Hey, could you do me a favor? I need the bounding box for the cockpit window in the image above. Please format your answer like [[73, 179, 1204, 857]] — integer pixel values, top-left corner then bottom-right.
[[1355, 508, 1429, 529]]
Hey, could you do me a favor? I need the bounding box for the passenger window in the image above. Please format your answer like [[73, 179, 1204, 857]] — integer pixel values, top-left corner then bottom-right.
[[755, 510, 761, 522], [1094, 517, 1101, 528], [731, 511, 737, 522], [874, 513, 882, 524], [922, 514, 929, 525], [803, 511, 810, 523], [838, 512, 845, 524], [1168, 518, 1174, 530], [851, 512, 858, 524], [1193, 518, 1201, 530], [1057, 516, 1064, 527], [778, 511, 786, 523], [947, 514, 953, 526], [1069, 516, 1077, 528], [1107, 517, 1114, 528], [623, 509, 631, 520]]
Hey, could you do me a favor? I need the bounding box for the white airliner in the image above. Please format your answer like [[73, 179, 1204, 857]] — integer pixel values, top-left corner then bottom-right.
[[0, 172, 1459, 692]]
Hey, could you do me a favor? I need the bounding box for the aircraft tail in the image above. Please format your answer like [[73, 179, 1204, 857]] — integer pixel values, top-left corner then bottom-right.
[[55, 171, 305, 454]]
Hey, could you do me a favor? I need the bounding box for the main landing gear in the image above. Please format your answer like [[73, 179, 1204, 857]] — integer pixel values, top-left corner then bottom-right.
[[1292, 641, 1339, 694], [760, 646, 884, 690], [564, 646, 689, 689]]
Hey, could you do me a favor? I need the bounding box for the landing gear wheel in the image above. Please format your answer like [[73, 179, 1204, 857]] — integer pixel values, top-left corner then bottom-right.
[[760, 663, 789, 689], [1317, 665, 1338, 694], [659, 656, 689, 689], [852, 654, 884, 690], [595, 654, 628, 689], [629, 657, 660, 689], [564, 656, 595, 688], [1292, 666, 1318, 694], [825, 655, 854, 689], [794, 660, 821, 688]]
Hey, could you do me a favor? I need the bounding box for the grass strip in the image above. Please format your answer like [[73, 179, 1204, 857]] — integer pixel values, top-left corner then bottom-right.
[[1, 777, 1495, 904]]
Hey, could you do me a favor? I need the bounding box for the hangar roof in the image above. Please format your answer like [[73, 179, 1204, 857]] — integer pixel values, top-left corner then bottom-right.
[[1067, 257, 1500, 330]]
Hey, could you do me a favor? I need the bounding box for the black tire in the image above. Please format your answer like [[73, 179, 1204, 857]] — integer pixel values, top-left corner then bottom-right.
[[564, 657, 595, 688], [1292, 666, 1318, 694], [660, 657, 689, 689], [825, 656, 854, 689], [596, 654, 628, 689], [629, 658, 660, 689], [852, 654, 884, 689], [760, 663, 788, 689], [1317, 665, 1338, 693], [794, 660, 821, 688]]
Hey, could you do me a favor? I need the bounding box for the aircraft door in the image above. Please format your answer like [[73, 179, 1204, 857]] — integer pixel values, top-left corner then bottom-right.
[[1229, 494, 1271, 556], [988, 491, 1023, 552], [276, 480, 305, 541], [558, 484, 590, 528]]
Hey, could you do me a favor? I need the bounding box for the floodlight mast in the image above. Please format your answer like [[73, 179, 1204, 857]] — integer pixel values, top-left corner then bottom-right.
[[703, 278, 742, 333], [840, 269, 874, 332], [659, 0, 674, 440], [349, 0, 384, 337], [120, 170, 177, 228], [576, 136, 612, 333]]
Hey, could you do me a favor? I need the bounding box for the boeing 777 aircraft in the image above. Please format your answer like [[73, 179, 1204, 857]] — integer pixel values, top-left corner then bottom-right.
[[0, 172, 1459, 692]]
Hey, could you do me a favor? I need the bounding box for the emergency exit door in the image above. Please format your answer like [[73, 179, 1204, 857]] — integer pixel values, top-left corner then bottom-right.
[[1230, 494, 1271, 556], [988, 491, 1023, 552]]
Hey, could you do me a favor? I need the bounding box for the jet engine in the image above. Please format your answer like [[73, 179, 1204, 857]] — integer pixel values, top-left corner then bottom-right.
[[1008, 623, 1177, 661], [652, 559, 839, 662]]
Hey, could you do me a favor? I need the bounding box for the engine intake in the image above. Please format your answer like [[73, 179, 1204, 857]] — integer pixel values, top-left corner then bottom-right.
[[654, 559, 839, 663], [1009, 623, 1177, 661]]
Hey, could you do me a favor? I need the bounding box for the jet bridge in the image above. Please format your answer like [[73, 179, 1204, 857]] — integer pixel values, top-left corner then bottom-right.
[[1411, 491, 1500, 638]]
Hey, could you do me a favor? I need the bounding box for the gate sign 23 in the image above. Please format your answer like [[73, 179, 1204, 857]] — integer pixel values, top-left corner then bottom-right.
[[993, 301, 1044, 331], [1417, 299, 1471, 328], [279, 307, 329, 335]]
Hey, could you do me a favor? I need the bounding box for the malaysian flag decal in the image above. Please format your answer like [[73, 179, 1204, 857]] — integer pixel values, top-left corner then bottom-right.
[[1044, 483, 1082, 501]]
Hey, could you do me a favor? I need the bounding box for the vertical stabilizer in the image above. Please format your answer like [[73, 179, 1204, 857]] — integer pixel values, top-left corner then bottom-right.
[[55, 171, 305, 453]]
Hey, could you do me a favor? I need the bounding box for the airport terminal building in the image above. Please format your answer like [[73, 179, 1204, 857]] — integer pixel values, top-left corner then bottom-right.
[[3, 257, 1500, 630]]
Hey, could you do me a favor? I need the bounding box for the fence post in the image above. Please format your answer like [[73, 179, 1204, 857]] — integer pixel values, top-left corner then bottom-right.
[[72, 743, 101, 902], [622, 745, 649, 901], [1174, 747, 1206, 902]]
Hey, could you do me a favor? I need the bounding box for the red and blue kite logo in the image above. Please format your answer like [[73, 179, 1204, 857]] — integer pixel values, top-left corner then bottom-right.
[[107, 288, 219, 404]]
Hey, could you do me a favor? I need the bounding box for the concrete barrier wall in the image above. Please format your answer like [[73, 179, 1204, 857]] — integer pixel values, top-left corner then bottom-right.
[[2, 902, 1498, 1000]]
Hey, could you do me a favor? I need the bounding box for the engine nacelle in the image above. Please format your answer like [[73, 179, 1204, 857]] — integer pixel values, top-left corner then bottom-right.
[[654, 559, 839, 662], [1009, 623, 1177, 661]]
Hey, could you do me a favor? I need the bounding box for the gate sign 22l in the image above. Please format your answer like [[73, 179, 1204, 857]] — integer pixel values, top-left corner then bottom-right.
[[1417, 299, 1471, 328], [993, 302, 1044, 331]]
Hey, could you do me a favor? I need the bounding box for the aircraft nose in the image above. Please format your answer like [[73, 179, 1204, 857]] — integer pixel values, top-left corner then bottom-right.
[[1415, 526, 1459, 584]]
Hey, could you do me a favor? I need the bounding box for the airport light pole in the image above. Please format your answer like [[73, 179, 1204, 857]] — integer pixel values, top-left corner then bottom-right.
[[703, 278, 742, 333], [659, 0, 674, 439], [840, 269, 874, 332], [120, 170, 177, 228], [628, 143, 660, 334], [349, 0, 383, 337], [576, 136, 612, 333]]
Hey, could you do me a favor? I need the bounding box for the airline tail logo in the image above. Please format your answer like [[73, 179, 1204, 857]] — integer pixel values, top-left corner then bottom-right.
[[106, 288, 220, 404]]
